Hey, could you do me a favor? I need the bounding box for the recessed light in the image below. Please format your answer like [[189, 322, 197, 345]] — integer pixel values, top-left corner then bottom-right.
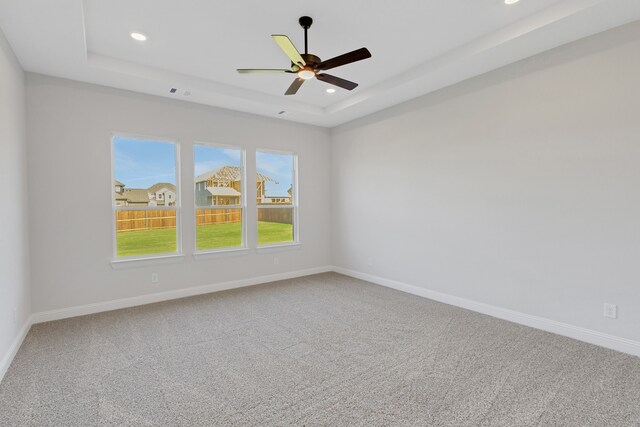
[[130, 32, 147, 41], [504, 0, 520, 4], [326, 88, 336, 94]]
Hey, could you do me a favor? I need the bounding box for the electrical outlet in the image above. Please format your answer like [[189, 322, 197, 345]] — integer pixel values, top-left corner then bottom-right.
[[604, 303, 617, 319], [273, 256, 279, 265], [151, 273, 159, 283], [367, 257, 373, 266]]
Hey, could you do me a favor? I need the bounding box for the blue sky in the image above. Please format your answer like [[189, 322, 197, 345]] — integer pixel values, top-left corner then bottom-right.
[[115, 137, 293, 196], [256, 151, 293, 197], [194, 145, 240, 176], [114, 137, 176, 188]]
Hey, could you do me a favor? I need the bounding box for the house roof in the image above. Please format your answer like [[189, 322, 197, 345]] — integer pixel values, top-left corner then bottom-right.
[[207, 187, 241, 197], [122, 188, 150, 203], [195, 166, 276, 184], [114, 180, 124, 187], [147, 182, 176, 193]]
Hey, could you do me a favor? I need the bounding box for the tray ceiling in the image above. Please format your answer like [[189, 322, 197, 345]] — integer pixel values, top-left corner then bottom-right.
[[1, 0, 640, 127]]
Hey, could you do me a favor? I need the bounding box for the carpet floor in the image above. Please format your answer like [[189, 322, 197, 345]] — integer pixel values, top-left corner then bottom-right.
[[1, 272, 639, 426]]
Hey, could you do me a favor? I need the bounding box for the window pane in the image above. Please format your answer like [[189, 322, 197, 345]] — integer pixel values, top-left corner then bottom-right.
[[113, 137, 177, 207], [115, 210, 176, 256], [194, 145, 242, 207], [256, 151, 293, 206], [258, 207, 294, 245], [194, 145, 243, 250], [113, 136, 178, 257], [196, 208, 243, 250], [256, 151, 296, 245]]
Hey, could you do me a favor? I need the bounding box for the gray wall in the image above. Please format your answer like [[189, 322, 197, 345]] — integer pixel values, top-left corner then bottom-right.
[[26, 74, 331, 313], [331, 22, 640, 342], [0, 29, 30, 369]]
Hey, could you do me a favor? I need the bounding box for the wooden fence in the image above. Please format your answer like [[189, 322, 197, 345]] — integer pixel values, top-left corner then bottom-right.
[[258, 208, 292, 225], [116, 210, 176, 232], [116, 207, 292, 231], [196, 208, 241, 226]]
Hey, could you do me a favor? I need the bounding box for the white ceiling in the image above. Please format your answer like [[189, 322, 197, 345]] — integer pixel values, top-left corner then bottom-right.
[[1, 0, 640, 127]]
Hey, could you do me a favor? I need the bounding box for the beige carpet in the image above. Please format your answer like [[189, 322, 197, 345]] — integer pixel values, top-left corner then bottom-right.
[[1, 272, 639, 426]]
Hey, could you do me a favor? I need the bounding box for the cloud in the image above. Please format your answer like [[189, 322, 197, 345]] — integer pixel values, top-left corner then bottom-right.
[[114, 149, 140, 170], [194, 146, 241, 176], [124, 173, 175, 184], [194, 160, 225, 176], [219, 148, 241, 162], [256, 152, 292, 176]]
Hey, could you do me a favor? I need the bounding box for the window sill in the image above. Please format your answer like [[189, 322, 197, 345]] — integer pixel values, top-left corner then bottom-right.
[[110, 254, 185, 269], [193, 248, 250, 260], [255, 243, 302, 254]]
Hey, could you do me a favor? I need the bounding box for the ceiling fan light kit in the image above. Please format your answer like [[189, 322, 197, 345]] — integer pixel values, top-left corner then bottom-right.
[[237, 16, 372, 95]]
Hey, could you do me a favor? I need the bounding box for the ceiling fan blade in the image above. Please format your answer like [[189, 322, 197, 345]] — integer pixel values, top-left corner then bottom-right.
[[317, 47, 371, 71], [271, 35, 306, 67], [237, 69, 293, 73], [285, 78, 305, 95], [316, 73, 358, 91]]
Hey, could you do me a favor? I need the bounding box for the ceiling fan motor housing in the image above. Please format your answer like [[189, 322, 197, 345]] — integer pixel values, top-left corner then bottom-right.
[[300, 54, 321, 68], [299, 16, 313, 29]]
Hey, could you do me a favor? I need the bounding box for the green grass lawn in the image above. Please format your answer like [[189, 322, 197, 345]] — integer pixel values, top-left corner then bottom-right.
[[116, 221, 293, 256], [257, 221, 294, 246], [116, 227, 177, 256], [196, 222, 242, 250]]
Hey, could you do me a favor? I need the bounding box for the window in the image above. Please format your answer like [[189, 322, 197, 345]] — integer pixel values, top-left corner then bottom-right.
[[194, 144, 245, 251], [256, 150, 297, 246], [112, 136, 180, 258]]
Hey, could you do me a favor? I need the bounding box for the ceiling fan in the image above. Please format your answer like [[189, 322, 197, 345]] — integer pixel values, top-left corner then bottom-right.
[[237, 16, 372, 95]]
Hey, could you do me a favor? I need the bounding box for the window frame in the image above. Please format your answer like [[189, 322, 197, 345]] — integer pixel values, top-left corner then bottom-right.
[[110, 133, 182, 262], [255, 148, 299, 248], [193, 141, 247, 255]]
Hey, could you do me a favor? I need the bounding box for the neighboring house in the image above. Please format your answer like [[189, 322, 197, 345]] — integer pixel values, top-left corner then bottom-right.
[[195, 166, 280, 206], [123, 188, 154, 206], [261, 195, 292, 204], [113, 181, 177, 206], [262, 185, 293, 204], [114, 180, 128, 206], [147, 183, 177, 206]]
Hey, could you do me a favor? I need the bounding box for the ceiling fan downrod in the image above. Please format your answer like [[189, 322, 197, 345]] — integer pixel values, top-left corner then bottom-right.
[[299, 16, 313, 55]]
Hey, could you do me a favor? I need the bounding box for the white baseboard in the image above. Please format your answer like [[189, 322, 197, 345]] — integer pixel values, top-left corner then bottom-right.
[[31, 266, 332, 324], [0, 315, 34, 384], [333, 266, 640, 358]]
